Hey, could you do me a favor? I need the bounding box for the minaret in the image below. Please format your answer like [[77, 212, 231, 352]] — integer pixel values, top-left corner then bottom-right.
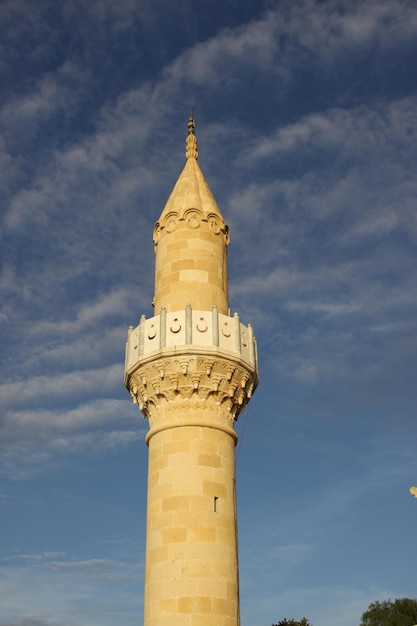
[[125, 116, 259, 626]]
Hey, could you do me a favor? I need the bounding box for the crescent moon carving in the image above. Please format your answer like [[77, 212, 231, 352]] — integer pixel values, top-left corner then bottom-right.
[[170, 318, 182, 333], [222, 322, 231, 338], [196, 317, 208, 332]]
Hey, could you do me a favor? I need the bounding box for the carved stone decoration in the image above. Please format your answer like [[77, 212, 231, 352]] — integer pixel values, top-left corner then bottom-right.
[[184, 209, 201, 229], [207, 213, 221, 235], [204, 361, 213, 376], [170, 318, 181, 333], [222, 322, 231, 337], [126, 307, 256, 371], [154, 205, 230, 246], [196, 316, 208, 332], [152, 222, 161, 245], [188, 215, 199, 228], [148, 324, 157, 340], [126, 350, 258, 422], [164, 212, 179, 233], [166, 220, 176, 232], [224, 224, 230, 245]]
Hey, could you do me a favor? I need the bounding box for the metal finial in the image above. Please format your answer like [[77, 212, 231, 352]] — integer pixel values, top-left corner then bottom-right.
[[185, 111, 198, 160], [188, 109, 195, 135]]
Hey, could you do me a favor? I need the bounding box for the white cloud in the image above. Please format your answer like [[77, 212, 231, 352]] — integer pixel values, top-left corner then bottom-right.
[[33, 326, 126, 367], [151, 0, 417, 107], [245, 97, 417, 166], [165, 12, 281, 86], [2, 77, 64, 125], [0, 423, 143, 479], [278, 0, 417, 57], [30, 289, 135, 335], [3, 398, 133, 436], [0, 364, 122, 409], [0, 354, 144, 475], [0, 552, 142, 626]]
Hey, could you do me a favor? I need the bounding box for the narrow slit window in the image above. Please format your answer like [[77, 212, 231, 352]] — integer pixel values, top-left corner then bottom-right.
[[214, 496, 218, 512]]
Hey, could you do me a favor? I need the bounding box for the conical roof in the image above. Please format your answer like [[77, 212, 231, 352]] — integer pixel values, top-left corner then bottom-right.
[[155, 116, 226, 230]]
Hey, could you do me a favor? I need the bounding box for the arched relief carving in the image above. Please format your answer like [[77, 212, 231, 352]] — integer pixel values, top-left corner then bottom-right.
[[162, 211, 179, 233], [207, 213, 221, 235], [183, 208, 202, 229], [183, 207, 203, 220], [205, 213, 229, 244], [189, 216, 199, 228]]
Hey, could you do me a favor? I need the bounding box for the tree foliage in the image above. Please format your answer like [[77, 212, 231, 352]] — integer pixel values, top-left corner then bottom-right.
[[272, 617, 312, 626], [360, 598, 417, 626]]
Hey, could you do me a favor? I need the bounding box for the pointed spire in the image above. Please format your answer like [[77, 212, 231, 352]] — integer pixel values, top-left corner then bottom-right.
[[185, 111, 199, 160]]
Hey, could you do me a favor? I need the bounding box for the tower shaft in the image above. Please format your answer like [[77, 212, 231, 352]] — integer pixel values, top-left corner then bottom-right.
[[125, 117, 258, 626], [145, 418, 239, 626]]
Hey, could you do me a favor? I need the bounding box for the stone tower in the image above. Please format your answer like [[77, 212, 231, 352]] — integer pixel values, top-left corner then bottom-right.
[[125, 116, 259, 626]]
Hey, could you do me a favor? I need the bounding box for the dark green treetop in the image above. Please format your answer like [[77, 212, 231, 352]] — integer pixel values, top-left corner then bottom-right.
[[360, 598, 417, 626], [272, 617, 312, 626]]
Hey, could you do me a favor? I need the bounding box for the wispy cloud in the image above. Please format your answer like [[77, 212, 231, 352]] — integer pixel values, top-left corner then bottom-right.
[[0, 384, 143, 477], [11, 552, 142, 581], [29, 288, 136, 335], [0, 551, 142, 626], [1, 365, 122, 409]]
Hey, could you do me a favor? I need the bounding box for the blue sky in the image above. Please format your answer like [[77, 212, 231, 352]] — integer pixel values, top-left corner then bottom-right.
[[1, 1, 416, 625]]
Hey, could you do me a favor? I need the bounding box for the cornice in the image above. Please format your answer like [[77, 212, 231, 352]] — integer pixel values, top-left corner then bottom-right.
[[126, 347, 258, 423]]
